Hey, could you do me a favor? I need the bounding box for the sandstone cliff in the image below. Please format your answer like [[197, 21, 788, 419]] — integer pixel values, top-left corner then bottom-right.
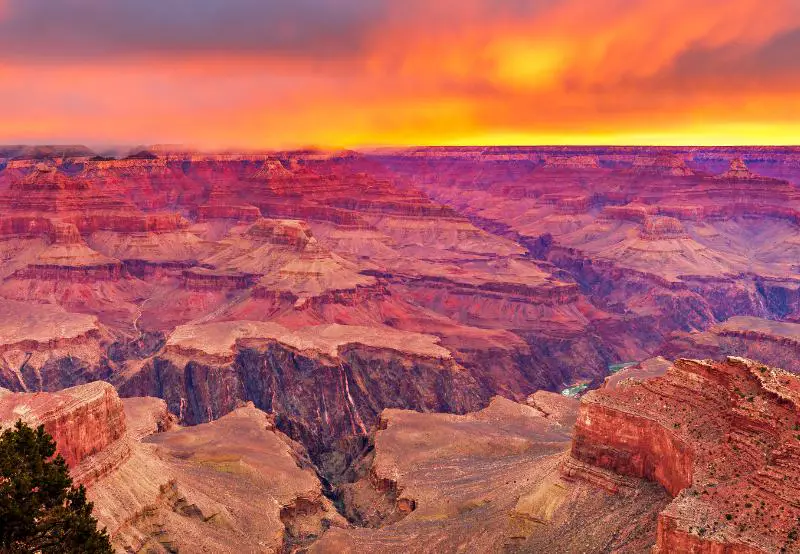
[[570, 357, 800, 553], [0, 381, 128, 484], [90, 401, 346, 553], [119, 321, 483, 474], [0, 382, 346, 552]]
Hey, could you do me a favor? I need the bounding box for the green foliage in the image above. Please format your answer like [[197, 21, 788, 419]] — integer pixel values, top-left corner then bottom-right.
[[0, 420, 113, 553]]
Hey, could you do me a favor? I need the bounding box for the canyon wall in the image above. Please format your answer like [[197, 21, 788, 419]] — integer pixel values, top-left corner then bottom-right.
[[569, 357, 800, 553], [118, 322, 484, 472], [0, 382, 128, 485]]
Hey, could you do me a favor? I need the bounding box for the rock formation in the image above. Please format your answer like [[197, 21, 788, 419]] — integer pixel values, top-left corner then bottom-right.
[[571, 357, 800, 553], [0, 382, 346, 552], [248, 159, 292, 179], [313, 393, 670, 553], [0, 299, 108, 391], [640, 215, 688, 240], [1, 146, 800, 552], [119, 321, 482, 473], [664, 315, 800, 374], [541, 154, 600, 169], [632, 153, 695, 176], [0, 381, 126, 478], [715, 157, 780, 181], [91, 401, 346, 553]]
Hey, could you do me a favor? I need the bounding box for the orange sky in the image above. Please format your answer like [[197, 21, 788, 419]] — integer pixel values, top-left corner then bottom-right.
[[1, 0, 800, 148]]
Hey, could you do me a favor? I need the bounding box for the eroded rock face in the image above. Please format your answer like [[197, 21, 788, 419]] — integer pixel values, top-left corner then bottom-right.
[[4, 147, 800, 551], [0, 299, 109, 392], [715, 157, 778, 181], [0, 381, 127, 483], [632, 153, 695, 176], [664, 316, 800, 374], [571, 357, 800, 553], [90, 402, 346, 553], [542, 154, 600, 169], [314, 393, 670, 553], [375, 147, 800, 381], [640, 216, 688, 240], [119, 321, 483, 473], [0, 381, 346, 553]]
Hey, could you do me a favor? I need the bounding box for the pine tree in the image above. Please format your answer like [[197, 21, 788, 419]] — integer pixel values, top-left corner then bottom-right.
[[0, 420, 113, 553]]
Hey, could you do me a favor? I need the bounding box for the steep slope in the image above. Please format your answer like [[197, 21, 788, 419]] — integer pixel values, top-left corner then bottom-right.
[[92, 401, 345, 553], [0, 381, 345, 553], [571, 356, 800, 553], [119, 320, 483, 474], [313, 393, 669, 553], [0, 381, 127, 482]]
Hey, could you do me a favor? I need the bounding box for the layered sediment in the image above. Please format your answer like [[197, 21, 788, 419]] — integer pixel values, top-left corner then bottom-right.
[[0, 381, 127, 482], [571, 357, 800, 553], [119, 321, 482, 472], [0, 381, 346, 552], [314, 393, 669, 553], [0, 300, 108, 392]]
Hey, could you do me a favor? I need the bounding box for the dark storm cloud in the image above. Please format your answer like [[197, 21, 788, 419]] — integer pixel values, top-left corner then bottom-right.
[[0, 0, 390, 60], [646, 26, 800, 90], [0, 0, 565, 61]]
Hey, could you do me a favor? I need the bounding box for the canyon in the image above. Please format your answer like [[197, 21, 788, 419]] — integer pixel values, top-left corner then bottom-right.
[[2, 146, 800, 551]]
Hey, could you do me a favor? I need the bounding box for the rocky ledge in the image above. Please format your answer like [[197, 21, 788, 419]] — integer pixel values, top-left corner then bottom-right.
[[314, 393, 669, 553], [89, 401, 346, 553], [571, 356, 800, 553], [0, 300, 108, 391], [120, 321, 481, 473], [0, 381, 127, 483], [0, 382, 346, 552]]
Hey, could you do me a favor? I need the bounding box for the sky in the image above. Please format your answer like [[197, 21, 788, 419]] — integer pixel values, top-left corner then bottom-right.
[[1, 0, 800, 148]]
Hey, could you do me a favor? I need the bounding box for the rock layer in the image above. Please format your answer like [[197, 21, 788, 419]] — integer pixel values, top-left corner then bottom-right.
[[313, 393, 669, 553], [120, 321, 482, 473], [90, 402, 346, 553], [571, 357, 800, 553], [0, 381, 346, 552], [0, 381, 127, 483]]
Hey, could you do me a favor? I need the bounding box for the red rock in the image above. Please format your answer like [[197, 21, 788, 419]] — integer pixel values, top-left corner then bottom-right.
[[89, 402, 346, 552], [632, 153, 695, 176], [247, 159, 292, 179], [118, 321, 484, 472], [640, 215, 688, 240], [0, 381, 127, 474], [664, 316, 800, 374], [196, 203, 261, 222], [570, 357, 800, 553], [246, 217, 314, 249], [0, 382, 346, 552], [542, 154, 600, 169], [49, 221, 82, 244], [2, 147, 800, 552], [0, 299, 109, 392], [313, 394, 669, 553], [715, 157, 782, 182], [181, 268, 259, 290]]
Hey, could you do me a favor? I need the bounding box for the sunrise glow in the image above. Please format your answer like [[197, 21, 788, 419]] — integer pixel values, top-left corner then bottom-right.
[[1, 0, 799, 148]]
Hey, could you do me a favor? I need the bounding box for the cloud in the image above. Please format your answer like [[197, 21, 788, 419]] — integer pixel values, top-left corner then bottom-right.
[[0, 0, 799, 146], [0, 0, 389, 60]]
